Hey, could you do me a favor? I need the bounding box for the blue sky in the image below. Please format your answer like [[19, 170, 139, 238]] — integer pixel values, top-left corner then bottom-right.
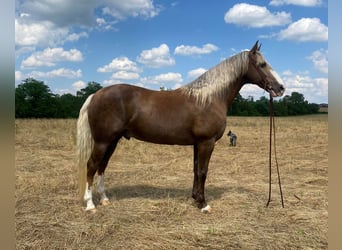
[[15, 0, 328, 103]]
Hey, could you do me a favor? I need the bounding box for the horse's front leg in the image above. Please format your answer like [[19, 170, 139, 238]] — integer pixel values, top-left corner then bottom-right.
[[195, 140, 215, 213], [192, 144, 199, 200]]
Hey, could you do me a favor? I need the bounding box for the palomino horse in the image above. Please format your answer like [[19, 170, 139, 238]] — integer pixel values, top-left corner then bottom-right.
[[77, 41, 285, 212]]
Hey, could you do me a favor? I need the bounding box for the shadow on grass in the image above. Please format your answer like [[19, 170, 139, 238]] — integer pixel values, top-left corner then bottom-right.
[[91, 184, 255, 206]]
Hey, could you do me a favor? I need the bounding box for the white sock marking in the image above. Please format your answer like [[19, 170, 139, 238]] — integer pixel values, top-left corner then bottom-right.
[[84, 182, 95, 211], [97, 174, 109, 203], [201, 205, 212, 213]]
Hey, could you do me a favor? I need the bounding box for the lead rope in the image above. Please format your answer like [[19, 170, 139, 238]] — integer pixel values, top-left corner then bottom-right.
[[266, 95, 284, 208]]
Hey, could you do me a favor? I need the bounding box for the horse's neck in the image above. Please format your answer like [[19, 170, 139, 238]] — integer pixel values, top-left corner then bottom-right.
[[180, 52, 248, 108], [224, 67, 246, 107], [205, 55, 247, 109]]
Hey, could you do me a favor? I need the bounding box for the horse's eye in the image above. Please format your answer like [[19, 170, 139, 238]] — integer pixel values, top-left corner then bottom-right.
[[260, 62, 267, 68]]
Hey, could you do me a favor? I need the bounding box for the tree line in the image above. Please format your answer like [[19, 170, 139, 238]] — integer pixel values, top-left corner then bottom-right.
[[15, 78, 321, 118], [227, 92, 320, 116], [15, 78, 102, 118]]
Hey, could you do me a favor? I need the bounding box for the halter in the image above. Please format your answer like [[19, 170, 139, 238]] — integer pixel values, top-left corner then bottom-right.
[[248, 53, 270, 92]]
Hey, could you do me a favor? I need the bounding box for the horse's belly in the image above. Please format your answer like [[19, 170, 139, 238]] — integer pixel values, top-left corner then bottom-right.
[[128, 126, 195, 145]]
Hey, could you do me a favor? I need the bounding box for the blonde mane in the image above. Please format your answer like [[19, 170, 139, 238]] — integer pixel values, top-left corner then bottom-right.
[[180, 51, 249, 105]]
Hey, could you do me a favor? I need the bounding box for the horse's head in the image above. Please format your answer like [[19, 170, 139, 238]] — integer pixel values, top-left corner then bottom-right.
[[246, 41, 285, 97]]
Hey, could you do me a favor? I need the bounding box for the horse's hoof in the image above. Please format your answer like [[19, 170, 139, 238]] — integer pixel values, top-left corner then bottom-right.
[[84, 205, 97, 213], [101, 199, 110, 206], [201, 205, 212, 214], [84, 207, 97, 213]]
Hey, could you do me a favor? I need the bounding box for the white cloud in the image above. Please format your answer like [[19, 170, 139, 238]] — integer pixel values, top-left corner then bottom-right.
[[29, 68, 82, 79], [111, 71, 140, 80], [103, 79, 144, 87], [174, 44, 218, 56], [18, 0, 160, 28], [101, 0, 161, 20], [97, 57, 141, 73], [15, 0, 161, 50], [154, 72, 183, 83], [314, 77, 328, 101], [281, 71, 328, 103], [240, 70, 328, 103], [103, 79, 123, 86], [308, 49, 328, 74], [15, 0, 93, 49], [187, 68, 207, 79], [137, 44, 175, 68], [283, 73, 315, 91], [96, 18, 106, 26], [172, 83, 183, 90], [15, 71, 22, 84], [21, 47, 83, 68], [15, 19, 70, 47], [224, 3, 291, 28], [95, 17, 115, 30], [269, 0, 322, 6], [99, 57, 142, 84], [141, 72, 183, 85], [54, 88, 73, 95], [72, 80, 86, 90], [240, 84, 266, 98], [66, 32, 88, 42], [278, 18, 328, 42], [20, 0, 96, 27]]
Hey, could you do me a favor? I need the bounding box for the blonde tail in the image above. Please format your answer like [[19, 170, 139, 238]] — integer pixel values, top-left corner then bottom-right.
[[77, 94, 94, 203]]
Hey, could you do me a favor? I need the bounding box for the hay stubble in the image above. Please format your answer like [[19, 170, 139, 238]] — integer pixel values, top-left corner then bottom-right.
[[15, 116, 327, 249]]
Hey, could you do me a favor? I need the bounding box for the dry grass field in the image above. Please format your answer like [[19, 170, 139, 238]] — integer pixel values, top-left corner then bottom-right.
[[15, 115, 328, 249]]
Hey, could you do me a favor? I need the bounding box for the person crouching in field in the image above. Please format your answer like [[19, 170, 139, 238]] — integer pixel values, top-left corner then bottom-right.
[[227, 130, 237, 146]]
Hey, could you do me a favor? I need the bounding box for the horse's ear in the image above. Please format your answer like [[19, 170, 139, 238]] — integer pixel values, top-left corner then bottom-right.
[[258, 43, 262, 51], [250, 40, 259, 54]]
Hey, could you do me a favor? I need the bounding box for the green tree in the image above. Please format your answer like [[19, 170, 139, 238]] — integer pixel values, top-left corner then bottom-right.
[[286, 92, 308, 115], [228, 93, 244, 115], [308, 103, 320, 114], [255, 96, 269, 116], [55, 93, 83, 118], [76, 81, 102, 101], [15, 78, 58, 118], [273, 98, 288, 116]]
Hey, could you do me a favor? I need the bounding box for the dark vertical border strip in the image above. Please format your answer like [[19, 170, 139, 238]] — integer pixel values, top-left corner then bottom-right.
[[328, 0, 342, 249], [0, 0, 15, 249]]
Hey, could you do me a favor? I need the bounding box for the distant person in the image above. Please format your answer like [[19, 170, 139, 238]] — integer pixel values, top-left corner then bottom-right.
[[227, 130, 237, 146]]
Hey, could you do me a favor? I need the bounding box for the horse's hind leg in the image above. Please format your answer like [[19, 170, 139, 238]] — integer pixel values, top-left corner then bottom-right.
[[96, 173, 109, 206], [84, 139, 118, 211], [96, 138, 120, 206]]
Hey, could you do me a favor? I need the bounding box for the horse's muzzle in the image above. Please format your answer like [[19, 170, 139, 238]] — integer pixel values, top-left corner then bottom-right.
[[268, 84, 285, 97]]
